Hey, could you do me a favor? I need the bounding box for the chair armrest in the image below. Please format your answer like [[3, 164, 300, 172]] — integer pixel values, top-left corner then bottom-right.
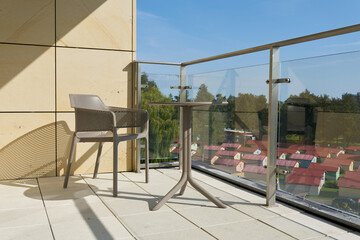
[[108, 107, 148, 129], [74, 108, 115, 132]]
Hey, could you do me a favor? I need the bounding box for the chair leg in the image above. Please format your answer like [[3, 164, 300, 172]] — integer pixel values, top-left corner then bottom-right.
[[63, 135, 79, 188], [93, 142, 104, 179], [145, 136, 149, 183], [113, 138, 119, 197]]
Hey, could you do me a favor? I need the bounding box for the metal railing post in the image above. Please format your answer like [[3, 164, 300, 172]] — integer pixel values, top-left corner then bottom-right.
[[179, 65, 186, 169], [135, 62, 141, 173], [266, 46, 279, 206]]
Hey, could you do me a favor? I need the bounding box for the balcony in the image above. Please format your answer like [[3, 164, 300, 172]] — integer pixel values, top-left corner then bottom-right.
[[1, 168, 359, 239], [1, 3, 360, 237], [134, 24, 360, 233]]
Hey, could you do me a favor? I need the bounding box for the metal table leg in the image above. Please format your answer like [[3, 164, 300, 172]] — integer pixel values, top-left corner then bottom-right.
[[151, 106, 226, 210]]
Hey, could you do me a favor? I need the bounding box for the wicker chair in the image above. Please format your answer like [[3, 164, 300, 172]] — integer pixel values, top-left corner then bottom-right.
[[63, 94, 149, 197]]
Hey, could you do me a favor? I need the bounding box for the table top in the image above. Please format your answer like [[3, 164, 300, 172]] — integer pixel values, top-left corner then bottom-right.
[[146, 101, 228, 107]]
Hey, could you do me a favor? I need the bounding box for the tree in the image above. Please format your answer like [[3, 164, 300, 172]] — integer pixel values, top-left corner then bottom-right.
[[140, 73, 179, 160], [192, 84, 215, 146]]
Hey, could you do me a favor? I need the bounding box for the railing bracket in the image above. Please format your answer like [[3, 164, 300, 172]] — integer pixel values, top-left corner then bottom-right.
[[170, 86, 192, 89], [266, 78, 291, 84]]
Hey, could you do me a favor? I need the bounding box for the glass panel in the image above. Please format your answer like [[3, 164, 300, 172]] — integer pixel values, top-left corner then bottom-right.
[[140, 72, 180, 163], [188, 63, 269, 186], [278, 50, 360, 217]]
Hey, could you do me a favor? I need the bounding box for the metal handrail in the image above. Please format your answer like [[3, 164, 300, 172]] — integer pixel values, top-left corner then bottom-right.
[[135, 60, 181, 66], [181, 24, 360, 66]]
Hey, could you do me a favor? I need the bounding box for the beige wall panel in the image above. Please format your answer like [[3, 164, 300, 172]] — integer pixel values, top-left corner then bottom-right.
[[0, 113, 56, 180], [0, 0, 55, 45], [0, 44, 55, 111], [57, 113, 133, 176], [56, 47, 132, 111], [132, 0, 136, 51], [56, 0, 133, 50]]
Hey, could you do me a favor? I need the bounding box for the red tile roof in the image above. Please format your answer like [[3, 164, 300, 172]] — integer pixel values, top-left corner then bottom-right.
[[308, 163, 339, 172], [346, 146, 360, 151], [215, 150, 238, 157], [204, 145, 224, 151], [323, 158, 353, 167], [299, 146, 343, 155], [285, 174, 323, 186], [276, 159, 298, 167], [289, 154, 316, 161], [298, 145, 317, 151], [260, 151, 267, 156], [221, 143, 241, 149], [214, 158, 241, 166], [241, 154, 266, 161], [305, 150, 330, 158], [338, 178, 360, 189], [245, 140, 267, 150], [344, 171, 360, 181], [338, 172, 360, 189], [290, 168, 325, 178], [277, 142, 293, 148], [243, 165, 267, 174], [336, 154, 360, 161], [238, 147, 258, 153], [170, 148, 179, 154], [280, 149, 299, 154], [287, 144, 300, 150]]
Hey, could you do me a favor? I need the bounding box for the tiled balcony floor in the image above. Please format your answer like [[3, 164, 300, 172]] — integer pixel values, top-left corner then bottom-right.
[[0, 168, 359, 240]]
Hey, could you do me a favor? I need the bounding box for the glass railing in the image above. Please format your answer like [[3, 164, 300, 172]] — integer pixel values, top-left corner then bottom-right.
[[187, 64, 269, 186], [136, 24, 360, 228], [278, 50, 360, 216], [139, 72, 180, 164]]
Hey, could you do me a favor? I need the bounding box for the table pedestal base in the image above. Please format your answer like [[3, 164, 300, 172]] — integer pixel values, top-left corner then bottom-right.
[[152, 106, 226, 211], [151, 170, 226, 211]]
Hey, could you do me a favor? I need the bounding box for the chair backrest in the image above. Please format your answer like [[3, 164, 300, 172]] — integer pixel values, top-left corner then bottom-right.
[[69, 94, 107, 111]]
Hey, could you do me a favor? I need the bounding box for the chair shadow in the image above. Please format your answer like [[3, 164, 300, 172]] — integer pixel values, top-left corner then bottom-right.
[[0, 120, 105, 180]]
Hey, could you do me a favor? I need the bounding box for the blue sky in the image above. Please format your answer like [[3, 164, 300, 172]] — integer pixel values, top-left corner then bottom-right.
[[137, 0, 360, 63], [137, 0, 360, 98]]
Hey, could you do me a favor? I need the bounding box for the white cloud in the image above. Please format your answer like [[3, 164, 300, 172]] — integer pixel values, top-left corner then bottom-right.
[[137, 10, 163, 20]]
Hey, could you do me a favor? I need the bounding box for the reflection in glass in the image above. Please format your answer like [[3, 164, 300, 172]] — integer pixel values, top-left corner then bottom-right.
[[140, 72, 179, 163], [278, 50, 360, 217], [188, 64, 269, 186]]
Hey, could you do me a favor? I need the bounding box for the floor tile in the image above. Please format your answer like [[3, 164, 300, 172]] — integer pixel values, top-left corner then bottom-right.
[[261, 215, 326, 239], [266, 202, 303, 216], [0, 179, 40, 197], [0, 207, 49, 228], [0, 224, 53, 240], [51, 216, 134, 240], [176, 205, 253, 227], [205, 220, 295, 240], [140, 228, 215, 240], [46, 201, 113, 224], [165, 187, 216, 210], [229, 201, 280, 220], [121, 210, 196, 237], [316, 231, 360, 240], [0, 194, 43, 210], [103, 191, 171, 217], [282, 212, 349, 236], [41, 188, 99, 207]]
